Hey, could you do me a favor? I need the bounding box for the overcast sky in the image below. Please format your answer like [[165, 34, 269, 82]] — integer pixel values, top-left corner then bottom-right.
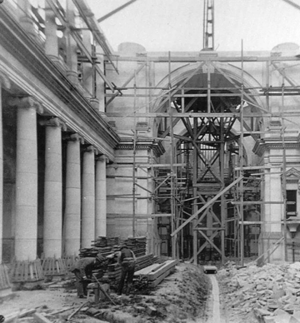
[[87, 0, 300, 53]]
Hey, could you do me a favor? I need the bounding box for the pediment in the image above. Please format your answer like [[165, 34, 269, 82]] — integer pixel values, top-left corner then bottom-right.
[[285, 167, 300, 180]]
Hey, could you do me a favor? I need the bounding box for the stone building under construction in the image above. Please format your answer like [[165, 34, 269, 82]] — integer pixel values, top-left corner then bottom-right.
[[1, 0, 300, 279]]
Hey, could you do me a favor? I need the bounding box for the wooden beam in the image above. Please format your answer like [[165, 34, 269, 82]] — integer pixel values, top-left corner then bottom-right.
[[231, 201, 284, 205], [97, 0, 138, 23], [109, 54, 300, 63], [105, 93, 243, 98], [106, 112, 269, 118], [106, 62, 146, 106]]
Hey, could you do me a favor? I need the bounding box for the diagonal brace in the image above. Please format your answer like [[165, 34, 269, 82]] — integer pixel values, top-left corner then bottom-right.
[[171, 176, 243, 236]]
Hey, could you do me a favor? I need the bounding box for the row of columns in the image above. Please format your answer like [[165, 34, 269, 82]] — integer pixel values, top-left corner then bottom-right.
[[5, 96, 108, 262]]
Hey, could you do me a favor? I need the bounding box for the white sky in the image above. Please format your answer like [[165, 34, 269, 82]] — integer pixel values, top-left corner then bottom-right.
[[87, 0, 300, 52]]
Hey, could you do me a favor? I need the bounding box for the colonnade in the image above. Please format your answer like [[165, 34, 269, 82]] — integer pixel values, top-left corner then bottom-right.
[[0, 95, 108, 263]]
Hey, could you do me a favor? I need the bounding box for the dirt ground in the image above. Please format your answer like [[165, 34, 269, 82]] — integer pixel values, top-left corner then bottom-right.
[[0, 263, 212, 323]]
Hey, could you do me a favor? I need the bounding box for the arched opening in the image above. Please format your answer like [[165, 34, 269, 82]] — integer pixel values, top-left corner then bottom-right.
[[153, 64, 264, 262]]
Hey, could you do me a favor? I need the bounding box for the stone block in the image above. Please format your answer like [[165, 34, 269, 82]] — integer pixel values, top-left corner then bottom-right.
[[264, 316, 276, 323], [146, 306, 157, 316], [290, 317, 300, 323]]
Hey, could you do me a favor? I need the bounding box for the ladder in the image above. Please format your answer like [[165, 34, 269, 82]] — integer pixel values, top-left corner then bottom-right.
[[203, 0, 214, 50]]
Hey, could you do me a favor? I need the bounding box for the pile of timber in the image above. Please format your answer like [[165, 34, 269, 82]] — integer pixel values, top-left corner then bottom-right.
[[125, 237, 147, 257], [79, 236, 122, 258], [79, 236, 147, 259], [107, 253, 158, 284], [134, 259, 179, 288]]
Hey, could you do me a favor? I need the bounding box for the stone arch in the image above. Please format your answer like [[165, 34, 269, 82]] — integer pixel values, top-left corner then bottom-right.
[[151, 61, 266, 166]]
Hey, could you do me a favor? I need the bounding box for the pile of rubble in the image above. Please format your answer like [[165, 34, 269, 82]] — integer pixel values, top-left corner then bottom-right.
[[218, 261, 300, 323]]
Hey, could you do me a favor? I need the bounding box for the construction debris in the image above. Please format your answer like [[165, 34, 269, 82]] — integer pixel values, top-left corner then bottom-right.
[[218, 261, 300, 323], [0, 263, 210, 323]]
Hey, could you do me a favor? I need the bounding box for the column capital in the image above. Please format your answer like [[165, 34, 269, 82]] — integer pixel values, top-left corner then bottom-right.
[[8, 96, 43, 114], [63, 132, 85, 144], [39, 117, 67, 131], [96, 154, 109, 163], [0, 72, 11, 90], [83, 145, 98, 154]]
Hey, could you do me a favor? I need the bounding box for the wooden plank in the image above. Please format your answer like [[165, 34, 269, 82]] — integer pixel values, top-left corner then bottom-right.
[[34, 312, 54, 323], [148, 267, 176, 288], [147, 260, 178, 281], [134, 263, 162, 276]]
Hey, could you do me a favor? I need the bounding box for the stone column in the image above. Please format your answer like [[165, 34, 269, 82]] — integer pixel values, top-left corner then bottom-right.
[[95, 155, 108, 237], [10, 97, 42, 261], [65, 0, 78, 84], [0, 74, 10, 264], [64, 134, 82, 256], [81, 146, 96, 248], [45, 3, 58, 59], [17, 0, 36, 39], [41, 118, 65, 258]]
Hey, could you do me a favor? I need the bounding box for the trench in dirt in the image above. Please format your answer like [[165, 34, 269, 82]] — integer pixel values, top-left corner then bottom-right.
[[201, 274, 224, 323]]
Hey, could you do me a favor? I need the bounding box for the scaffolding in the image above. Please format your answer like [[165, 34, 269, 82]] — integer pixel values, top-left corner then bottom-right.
[[104, 47, 300, 264], [23, 0, 300, 264]]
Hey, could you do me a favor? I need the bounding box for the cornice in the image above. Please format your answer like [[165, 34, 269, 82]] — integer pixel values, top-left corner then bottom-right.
[[117, 139, 165, 157], [0, 7, 120, 149], [253, 134, 300, 157]]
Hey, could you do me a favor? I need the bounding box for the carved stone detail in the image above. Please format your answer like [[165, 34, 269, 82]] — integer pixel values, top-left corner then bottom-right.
[[96, 154, 109, 163], [39, 117, 67, 131], [8, 96, 43, 114]]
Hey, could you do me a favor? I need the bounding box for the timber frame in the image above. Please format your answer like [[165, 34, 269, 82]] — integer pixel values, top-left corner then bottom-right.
[[105, 48, 300, 264]]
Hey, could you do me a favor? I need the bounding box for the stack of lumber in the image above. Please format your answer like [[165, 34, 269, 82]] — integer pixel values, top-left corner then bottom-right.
[[125, 237, 147, 257], [135, 254, 158, 271], [79, 236, 147, 259], [0, 264, 11, 290], [79, 236, 122, 258], [134, 259, 179, 287], [107, 253, 158, 284]]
